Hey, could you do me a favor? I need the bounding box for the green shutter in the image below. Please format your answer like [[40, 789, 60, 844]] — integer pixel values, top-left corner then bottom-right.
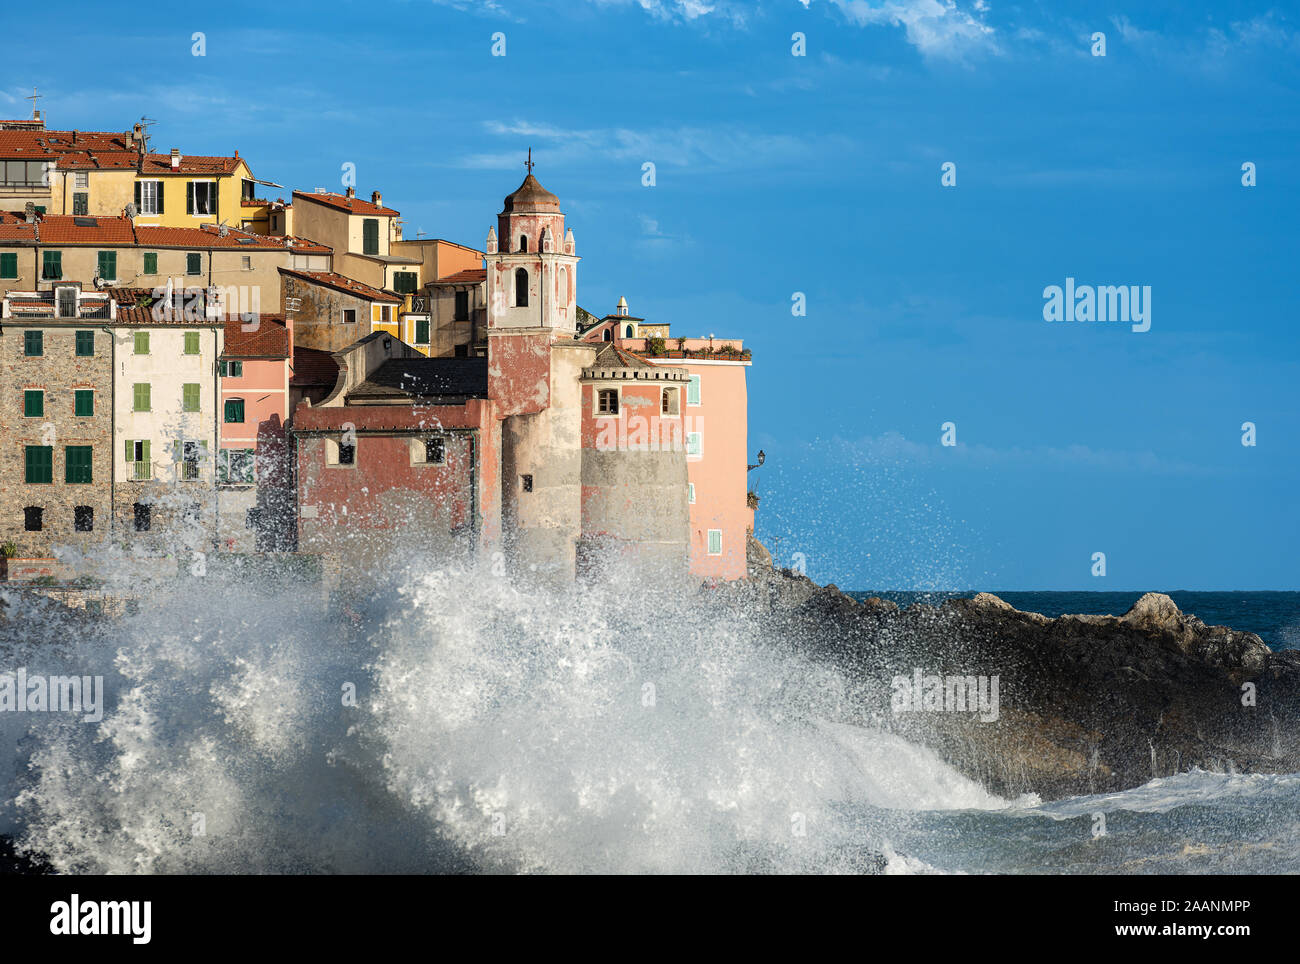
[[183, 383, 200, 412], [184, 331, 200, 354], [186, 181, 194, 214], [687, 374, 701, 405], [134, 181, 141, 210], [0, 252, 16, 279], [24, 330, 42, 355], [416, 319, 429, 343], [25, 446, 53, 484], [97, 250, 116, 281], [23, 390, 43, 417], [186, 252, 201, 275], [143, 252, 158, 274], [224, 398, 244, 423], [75, 330, 94, 356], [125, 438, 134, 462], [142, 440, 150, 466], [133, 383, 151, 411], [156, 183, 164, 215], [75, 389, 93, 416], [218, 360, 227, 377], [72, 193, 87, 216], [363, 219, 379, 255], [134, 331, 150, 354], [42, 250, 61, 280], [65, 445, 92, 484]]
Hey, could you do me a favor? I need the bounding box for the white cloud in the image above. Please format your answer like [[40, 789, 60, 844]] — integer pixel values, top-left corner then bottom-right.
[[815, 0, 997, 60]]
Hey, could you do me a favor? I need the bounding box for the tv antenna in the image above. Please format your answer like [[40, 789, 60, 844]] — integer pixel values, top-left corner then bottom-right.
[[25, 87, 42, 119]]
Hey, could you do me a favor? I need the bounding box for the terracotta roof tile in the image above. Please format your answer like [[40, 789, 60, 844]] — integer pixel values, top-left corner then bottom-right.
[[278, 268, 402, 303], [292, 190, 399, 217], [37, 214, 136, 244], [140, 153, 242, 175], [223, 316, 290, 359], [436, 268, 487, 285]]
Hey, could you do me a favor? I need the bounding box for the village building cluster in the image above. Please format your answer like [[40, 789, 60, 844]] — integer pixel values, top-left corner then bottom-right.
[[0, 112, 755, 583]]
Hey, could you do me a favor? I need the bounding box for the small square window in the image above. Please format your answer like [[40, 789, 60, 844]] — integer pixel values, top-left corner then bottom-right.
[[425, 437, 444, 464], [24, 506, 43, 531], [74, 505, 94, 532], [597, 389, 619, 415], [133, 503, 151, 531], [343, 309, 356, 325], [338, 442, 355, 465], [74, 172, 88, 189], [521, 474, 533, 493], [707, 529, 722, 555]]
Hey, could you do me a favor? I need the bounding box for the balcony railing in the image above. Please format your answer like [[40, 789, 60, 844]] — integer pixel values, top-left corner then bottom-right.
[[180, 461, 200, 482], [132, 462, 152, 481]]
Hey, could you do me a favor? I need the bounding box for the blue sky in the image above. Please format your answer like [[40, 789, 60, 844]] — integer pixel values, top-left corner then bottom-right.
[[5, 0, 1297, 589]]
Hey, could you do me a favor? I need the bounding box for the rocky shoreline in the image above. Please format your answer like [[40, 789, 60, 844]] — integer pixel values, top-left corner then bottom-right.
[[729, 538, 1300, 801]]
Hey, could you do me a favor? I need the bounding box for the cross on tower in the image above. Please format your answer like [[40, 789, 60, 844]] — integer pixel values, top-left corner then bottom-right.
[[525, 147, 534, 175]]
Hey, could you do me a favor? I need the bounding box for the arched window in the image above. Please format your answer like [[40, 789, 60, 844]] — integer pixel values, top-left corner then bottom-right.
[[602, 328, 612, 342], [625, 324, 634, 338], [558, 266, 568, 302], [515, 268, 529, 307], [519, 235, 528, 253]]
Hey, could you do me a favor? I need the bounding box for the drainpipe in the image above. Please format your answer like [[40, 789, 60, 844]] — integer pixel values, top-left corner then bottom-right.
[[102, 324, 115, 539], [213, 325, 220, 553]]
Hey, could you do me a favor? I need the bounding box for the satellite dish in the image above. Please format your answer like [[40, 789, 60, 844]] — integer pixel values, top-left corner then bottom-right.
[[125, 202, 138, 218]]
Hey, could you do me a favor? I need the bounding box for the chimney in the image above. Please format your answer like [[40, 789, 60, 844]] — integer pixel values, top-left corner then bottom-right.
[[72, 130, 78, 144], [170, 148, 181, 170], [371, 191, 382, 207], [345, 186, 355, 199]]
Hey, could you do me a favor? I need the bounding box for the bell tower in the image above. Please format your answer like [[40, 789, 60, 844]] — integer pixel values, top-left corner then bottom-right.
[[485, 150, 579, 336]]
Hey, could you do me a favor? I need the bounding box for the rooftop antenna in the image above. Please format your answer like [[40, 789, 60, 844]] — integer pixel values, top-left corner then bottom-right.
[[525, 147, 534, 175], [25, 87, 42, 120], [139, 116, 158, 151]]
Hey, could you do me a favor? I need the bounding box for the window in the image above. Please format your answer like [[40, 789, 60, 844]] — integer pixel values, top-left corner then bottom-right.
[[72, 193, 88, 216], [179, 440, 203, 481], [241, 178, 255, 202], [425, 437, 444, 464], [687, 432, 702, 458], [1, 160, 49, 188], [327, 437, 356, 466], [514, 268, 528, 307], [379, 306, 392, 324], [224, 398, 244, 423], [183, 384, 201, 412], [519, 235, 528, 253], [218, 448, 255, 485], [415, 319, 430, 344], [0, 252, 16, 279], [24, 506, 42, 531], [184, 331, 200, 354], [133, 503, 151, 531], [188, 181, 216, 216], [521, 474, 533, 492], [688, 482, 696, 504], [602, 328, 611, 342], [126, 439, 151, 480], [74, 172, 88, 189], [75, 330, 94, 356], [65, 446, 93, 484], [219, 360, 243, 377], [133, 383, 151, 411], [74, 506, 94, 532], [96, 250, 117, 281], [597, 388, 619, 415], [687, 374, 701, 406], [707, 529, 722, 555], [25, 446, 53, 483], [134, 331, 150, 354], [186, 252, 202, 275], [74, 390, 93, 417], [241, 255, 252, 270], [41, 251, 61, 280], [362, 218, 379, 255], [454, 290, 469, 321], [338, 442, 355, 465], [23, 390, 43, 417], [142, 252, 158, 274], [24, 330, 43, 356], [662, 387, 679, 415], [393, 271, 418, 294], [56, 287, 77, 318], [136, 180, 163, 215], [625, 325, 634, 338], [343, 309, 356, 325]]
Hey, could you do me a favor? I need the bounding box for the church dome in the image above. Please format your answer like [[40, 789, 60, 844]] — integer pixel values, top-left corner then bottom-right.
[[502, 173, 561, 214]]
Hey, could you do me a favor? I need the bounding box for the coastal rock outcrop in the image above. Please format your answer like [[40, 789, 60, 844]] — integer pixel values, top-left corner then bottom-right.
[[727, 547, 1300, 800]]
